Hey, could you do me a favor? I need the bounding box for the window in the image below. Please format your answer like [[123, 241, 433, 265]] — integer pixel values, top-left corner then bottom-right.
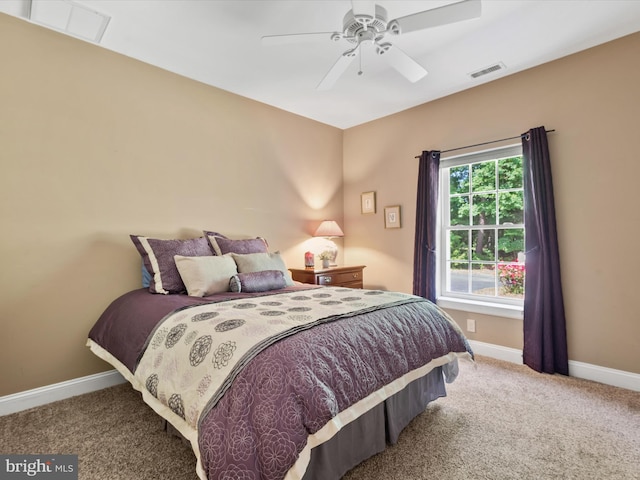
[[438, 145, 524, 315]]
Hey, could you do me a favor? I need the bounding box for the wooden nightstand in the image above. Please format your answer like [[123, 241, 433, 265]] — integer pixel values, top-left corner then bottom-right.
[[289, 265, 366, 289]]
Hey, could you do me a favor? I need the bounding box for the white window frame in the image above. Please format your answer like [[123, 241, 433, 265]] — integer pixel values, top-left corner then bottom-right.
[[436, 144, 524, 320]]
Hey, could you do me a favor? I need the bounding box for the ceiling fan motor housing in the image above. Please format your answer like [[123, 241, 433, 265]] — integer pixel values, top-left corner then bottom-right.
[[343, 4, 389, 44]]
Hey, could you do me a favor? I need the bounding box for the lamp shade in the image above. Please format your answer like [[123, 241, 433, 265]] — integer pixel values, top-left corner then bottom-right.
[[314, 220, 344, 238]]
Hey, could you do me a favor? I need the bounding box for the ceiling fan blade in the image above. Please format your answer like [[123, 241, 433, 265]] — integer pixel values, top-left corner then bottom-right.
[[350, 0, 375, 19], [316, 48, 359, 90], [261, 32, 336, 46], [377, 43, 427, 83], [390, 0, 481, 35]]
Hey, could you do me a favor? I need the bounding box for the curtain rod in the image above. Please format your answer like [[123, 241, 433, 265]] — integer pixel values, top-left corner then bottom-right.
[[415, 129, 556, 158]]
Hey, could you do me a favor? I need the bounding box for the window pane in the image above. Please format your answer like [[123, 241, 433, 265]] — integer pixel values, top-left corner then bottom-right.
[[450, 165, 469, 194], [472, 161, 496, 192], [449, 230, 469, 261], [450, 195, 470, 226], [449, 262, 469, 293], [498, 263, 525, 298], [472, 194, 496, 225], [498, 229, 524, 262], [472, 229, 495, 261], [472, 263, 496, 296], [498, 191, 524, 224], [498, 157, 523, 189]]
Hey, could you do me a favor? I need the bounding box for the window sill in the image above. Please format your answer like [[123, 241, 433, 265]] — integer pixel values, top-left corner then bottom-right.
[[436, 296, 523, 320]]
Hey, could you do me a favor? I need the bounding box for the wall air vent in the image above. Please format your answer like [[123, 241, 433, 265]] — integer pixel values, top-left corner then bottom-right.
[[29, 0, 110, 44], [469, 62, 506, 79]]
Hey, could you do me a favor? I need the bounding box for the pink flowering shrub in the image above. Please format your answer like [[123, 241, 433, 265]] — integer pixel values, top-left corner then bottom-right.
[[498, 263, 525, 295]]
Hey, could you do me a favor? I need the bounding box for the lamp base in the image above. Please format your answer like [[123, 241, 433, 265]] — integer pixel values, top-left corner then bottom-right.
[[319, 239, 338, 264]]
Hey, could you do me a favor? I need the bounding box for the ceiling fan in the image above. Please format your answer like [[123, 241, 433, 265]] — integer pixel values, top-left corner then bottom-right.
[[262, 0, 482, 90]]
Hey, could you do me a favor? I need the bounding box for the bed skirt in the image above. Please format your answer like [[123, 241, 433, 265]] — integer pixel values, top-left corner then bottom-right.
[[163, 365, 446, 480], [302, 365, 446, 479]]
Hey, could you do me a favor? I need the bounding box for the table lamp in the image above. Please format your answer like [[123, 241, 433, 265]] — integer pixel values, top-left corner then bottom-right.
[[314, 220, 344, 267]]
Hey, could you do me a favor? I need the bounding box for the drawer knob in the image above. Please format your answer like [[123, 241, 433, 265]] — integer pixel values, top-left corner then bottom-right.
[[353, 273, 359, 278]]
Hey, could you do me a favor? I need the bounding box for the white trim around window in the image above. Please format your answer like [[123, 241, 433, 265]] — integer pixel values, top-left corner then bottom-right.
[[437, 296, 523, 319]]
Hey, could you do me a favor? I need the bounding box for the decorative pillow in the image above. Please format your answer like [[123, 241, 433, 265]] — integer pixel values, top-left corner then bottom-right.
[[231, 252, 294, 286], [174, 255, 238, 297], [229, 270, 287, 293], [130, 235, 214, 294], [205, 233, 268, 256]]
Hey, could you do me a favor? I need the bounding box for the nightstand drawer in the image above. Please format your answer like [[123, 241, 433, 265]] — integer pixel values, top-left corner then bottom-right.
[[318, 270, 362, 286], [289, 265, 365, 289]]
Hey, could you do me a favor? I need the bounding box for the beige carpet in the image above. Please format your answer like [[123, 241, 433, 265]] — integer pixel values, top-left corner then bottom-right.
[[1, 356, 638, 479]]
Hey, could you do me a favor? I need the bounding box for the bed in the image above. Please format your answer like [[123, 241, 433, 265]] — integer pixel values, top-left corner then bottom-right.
[[86, 233, 473, 480]]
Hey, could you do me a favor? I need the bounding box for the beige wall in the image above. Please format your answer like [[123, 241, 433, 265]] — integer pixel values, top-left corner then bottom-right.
[[343, 32, 640, 374], [0, 14, 343, 396], [1, 13, 638, 398]]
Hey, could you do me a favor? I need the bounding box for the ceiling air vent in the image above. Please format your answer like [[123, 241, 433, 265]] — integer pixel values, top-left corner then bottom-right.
[[469, 62, 506, 79], [29, 0, 110, 43]]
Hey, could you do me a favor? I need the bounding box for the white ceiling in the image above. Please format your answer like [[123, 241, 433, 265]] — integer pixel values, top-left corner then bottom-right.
[[2, 0, 640, 129]]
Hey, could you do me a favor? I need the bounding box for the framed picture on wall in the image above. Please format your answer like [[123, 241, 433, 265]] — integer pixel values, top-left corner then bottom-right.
[[361, 191, 376, 214], [384, 205, 401, 229]]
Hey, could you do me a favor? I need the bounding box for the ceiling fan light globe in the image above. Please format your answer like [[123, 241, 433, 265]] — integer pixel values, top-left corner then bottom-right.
[[357, 30, 376, 43]]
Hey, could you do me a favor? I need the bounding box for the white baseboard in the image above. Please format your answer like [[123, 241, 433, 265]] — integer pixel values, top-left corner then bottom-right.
[[468, 340, 524, 364], [567, 360, 640, 392], [468, 340, 640, 392], [0, 370, 126, 416]]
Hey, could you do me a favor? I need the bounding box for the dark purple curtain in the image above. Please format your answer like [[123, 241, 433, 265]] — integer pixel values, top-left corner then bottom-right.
[[522, 127, 568, 375], [413, 150, 440, 302]]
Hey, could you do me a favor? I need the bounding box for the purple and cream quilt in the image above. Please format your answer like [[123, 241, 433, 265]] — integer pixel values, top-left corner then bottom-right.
[[88, 286, 473, 480]]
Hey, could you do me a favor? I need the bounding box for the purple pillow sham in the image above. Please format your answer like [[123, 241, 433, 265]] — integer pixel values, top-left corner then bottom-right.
[[131, 235, 213, 294], [205, 233, 268, 256], [139, 231, 227, 289]]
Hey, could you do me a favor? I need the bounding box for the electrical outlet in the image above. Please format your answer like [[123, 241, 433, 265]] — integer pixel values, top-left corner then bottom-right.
[[466, 319, 476, 333]]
